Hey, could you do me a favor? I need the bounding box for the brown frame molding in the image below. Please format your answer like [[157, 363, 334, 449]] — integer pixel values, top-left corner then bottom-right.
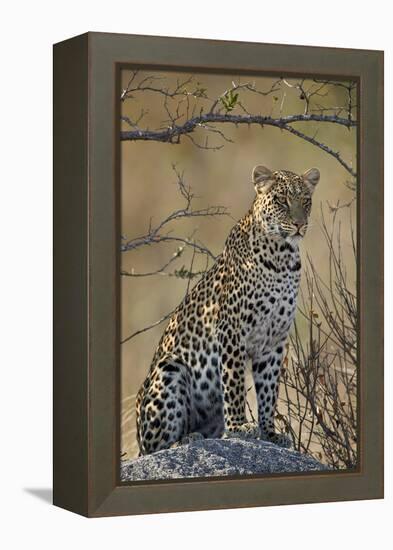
[[53, 32, 383, 517]]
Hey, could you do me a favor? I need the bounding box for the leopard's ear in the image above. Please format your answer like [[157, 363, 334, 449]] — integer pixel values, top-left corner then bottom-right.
[[252, 165, 274, 194], [302, 168, 320, 194]]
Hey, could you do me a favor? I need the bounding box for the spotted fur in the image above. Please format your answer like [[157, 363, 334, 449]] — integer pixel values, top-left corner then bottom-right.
[[136, 165, 320, 455]]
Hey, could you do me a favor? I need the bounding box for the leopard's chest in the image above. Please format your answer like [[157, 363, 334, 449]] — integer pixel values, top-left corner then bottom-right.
[[243, 253, 300, 357]]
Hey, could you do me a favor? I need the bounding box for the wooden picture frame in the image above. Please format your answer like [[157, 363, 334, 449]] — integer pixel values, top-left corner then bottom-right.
[[53, 32, 383, 517]]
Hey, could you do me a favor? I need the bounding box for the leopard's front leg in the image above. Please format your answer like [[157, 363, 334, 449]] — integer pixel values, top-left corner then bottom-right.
[[252, 341, 292, 448], [219, 341, 260, 440]]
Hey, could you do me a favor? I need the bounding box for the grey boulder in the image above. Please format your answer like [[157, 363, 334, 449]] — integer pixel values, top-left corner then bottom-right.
[[121, 438, 327, 482]]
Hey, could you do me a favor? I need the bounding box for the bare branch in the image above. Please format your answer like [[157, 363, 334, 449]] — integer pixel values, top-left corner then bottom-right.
[[121, 112, 355, 140], [121, 307, 177, 345], [121, 113, 356, 176], [121, 73, 357, 176], [121, 165, 228, 259], [121, 166, 229, 346], [278, 200, 357, 469], [121, 245, 185, 277]]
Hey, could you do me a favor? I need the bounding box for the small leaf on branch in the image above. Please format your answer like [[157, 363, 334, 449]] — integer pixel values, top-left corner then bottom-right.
[[220, 90, 239, 112]]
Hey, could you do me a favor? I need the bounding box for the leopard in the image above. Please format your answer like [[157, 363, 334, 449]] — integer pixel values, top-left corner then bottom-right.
[[135, 164, 320, 455]]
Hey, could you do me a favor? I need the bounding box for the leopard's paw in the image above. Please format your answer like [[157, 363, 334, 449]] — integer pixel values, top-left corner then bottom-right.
[[223, 422, 261, 440], [182, 432, 205, 444], [171, 432, 205, 448], [260, 431, 292, 449]]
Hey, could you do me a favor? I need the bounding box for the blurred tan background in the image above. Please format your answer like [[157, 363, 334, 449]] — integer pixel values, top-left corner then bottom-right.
[[120, 70, 356, 459]]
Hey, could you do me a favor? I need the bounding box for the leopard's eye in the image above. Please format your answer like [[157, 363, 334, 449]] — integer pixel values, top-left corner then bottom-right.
[[275, 194, 288, 207]]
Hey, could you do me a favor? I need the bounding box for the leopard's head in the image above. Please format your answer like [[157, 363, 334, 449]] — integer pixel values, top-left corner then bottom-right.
[[252, 165, 320, 245]]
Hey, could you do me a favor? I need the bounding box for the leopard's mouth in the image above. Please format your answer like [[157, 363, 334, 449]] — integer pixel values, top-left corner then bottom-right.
[[284, 225, 307, 239], [279, 227, 303, 240], [284, 229, 304, 246]]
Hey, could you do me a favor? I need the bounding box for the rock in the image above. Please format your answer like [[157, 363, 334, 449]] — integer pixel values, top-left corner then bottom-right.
[[120, 438, 328, 481]]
